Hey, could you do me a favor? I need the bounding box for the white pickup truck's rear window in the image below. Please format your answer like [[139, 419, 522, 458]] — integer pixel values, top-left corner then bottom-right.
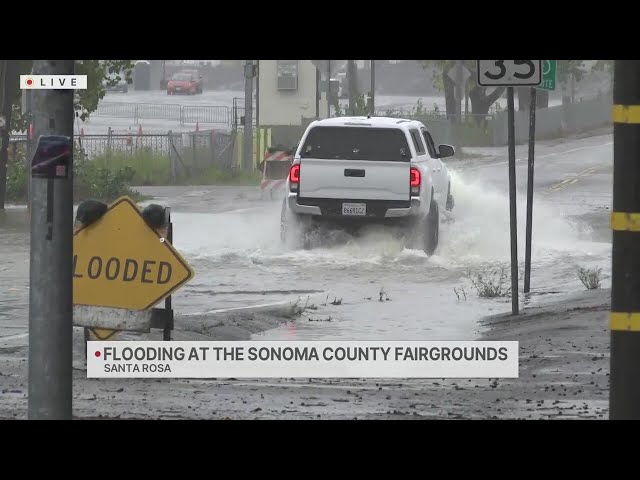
[[300, 126, 411, 161]]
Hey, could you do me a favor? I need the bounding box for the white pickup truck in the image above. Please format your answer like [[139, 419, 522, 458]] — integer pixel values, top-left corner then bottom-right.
[[280, 116, 455, 255]]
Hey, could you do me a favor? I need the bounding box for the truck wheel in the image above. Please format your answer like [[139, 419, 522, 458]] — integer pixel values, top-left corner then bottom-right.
[[424, 198, 439, 256], [281, 198, 316, 250], [280, 197, 303, 248]]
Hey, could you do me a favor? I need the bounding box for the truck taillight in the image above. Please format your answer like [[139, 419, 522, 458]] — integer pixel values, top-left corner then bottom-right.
[[410, 167, 421, 195], [289, 164, 300, 192], [410, 167, 421, 187]]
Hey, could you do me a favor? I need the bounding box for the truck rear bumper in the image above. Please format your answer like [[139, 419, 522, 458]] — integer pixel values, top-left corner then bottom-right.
[[287, 193, 421, 219]]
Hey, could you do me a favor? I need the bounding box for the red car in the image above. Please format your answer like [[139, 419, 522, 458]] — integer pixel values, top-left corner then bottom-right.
[[166, 72, 202, 95]]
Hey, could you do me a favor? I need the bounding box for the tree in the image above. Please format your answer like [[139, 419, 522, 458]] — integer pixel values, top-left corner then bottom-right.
[[420, 60, 456, 119], [421, 60, 505, 119], [0, 60, 134, 209], [515, 61, 587, 112]]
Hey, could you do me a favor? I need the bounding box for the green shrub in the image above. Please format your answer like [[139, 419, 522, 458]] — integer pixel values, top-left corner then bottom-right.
[[74, 157, 139, 202], [92, 151, 171, 186], [578, 267, 602, 290]]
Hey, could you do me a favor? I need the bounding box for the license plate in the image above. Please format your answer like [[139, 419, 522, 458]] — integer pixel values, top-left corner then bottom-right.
[[342, 203, 366, 216]]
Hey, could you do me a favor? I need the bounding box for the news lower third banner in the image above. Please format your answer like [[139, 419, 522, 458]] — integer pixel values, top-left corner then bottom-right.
[[87, 341, 519, 378]]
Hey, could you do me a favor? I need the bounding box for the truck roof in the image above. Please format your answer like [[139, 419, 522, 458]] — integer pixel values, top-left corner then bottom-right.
[[310, 116, 426, 131]]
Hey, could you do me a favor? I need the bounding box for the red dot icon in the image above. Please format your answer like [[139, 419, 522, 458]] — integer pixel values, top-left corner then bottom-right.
[[26, 78, 33, 86], [95, 351, 101, 358]]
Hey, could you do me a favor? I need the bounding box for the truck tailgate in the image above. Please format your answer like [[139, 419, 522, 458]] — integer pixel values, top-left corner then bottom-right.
[[299, 158, 409, 201]]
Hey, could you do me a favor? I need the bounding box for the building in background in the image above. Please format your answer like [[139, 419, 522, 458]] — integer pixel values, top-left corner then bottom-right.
[[257, 60, 327, 127], [255, 60, 328, 150]]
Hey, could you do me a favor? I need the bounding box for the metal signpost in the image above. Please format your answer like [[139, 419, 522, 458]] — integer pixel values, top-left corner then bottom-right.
[[477, 60, 542, 315], [523, 60, 557, 294]]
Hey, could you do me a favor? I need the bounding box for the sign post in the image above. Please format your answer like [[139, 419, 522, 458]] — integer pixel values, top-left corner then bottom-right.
[[477, 60, 542, 315], [523, 60, 556, 294], [523, 86, 537, 294]]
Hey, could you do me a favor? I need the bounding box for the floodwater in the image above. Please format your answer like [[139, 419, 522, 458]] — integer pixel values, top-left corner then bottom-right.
[[0, 132, 613, 344]]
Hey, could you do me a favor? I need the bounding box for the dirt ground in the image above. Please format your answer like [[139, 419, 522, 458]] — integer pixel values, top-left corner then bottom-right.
[[0, 288, 610, 420]]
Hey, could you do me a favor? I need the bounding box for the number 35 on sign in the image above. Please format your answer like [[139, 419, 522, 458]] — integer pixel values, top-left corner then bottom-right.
[[476, 60, 542, 87]]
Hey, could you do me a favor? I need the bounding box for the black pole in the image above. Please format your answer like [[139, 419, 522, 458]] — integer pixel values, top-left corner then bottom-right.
[[524, 87, 537, 294], [507, 87, 519, 315], [163, 207, 173, 342], [315, 65, 320, 119], [370, 60, 375, 116], [326, 60, 331, 118], [610, 60, 640, 419]]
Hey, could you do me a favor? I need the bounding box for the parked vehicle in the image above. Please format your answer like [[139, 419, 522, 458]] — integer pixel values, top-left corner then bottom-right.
[[166, 71, 202, 95]]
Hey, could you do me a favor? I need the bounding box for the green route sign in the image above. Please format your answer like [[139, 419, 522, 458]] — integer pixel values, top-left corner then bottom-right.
[[538, 60, 557, 91]]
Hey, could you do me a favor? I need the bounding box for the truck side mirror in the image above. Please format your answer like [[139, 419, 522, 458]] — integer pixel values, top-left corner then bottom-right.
[[437, 144, 455, 158]]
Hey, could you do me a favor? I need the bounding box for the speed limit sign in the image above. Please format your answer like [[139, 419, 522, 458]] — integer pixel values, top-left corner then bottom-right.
[[476, 60, 542, 87]]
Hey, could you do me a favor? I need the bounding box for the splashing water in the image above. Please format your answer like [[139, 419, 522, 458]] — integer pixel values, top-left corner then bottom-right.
[[171, 170, 608, 274], [434, 170, 609, 267]]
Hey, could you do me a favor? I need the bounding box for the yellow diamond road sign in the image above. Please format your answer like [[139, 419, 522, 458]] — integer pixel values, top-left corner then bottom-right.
[[73, 196, 195, 310]]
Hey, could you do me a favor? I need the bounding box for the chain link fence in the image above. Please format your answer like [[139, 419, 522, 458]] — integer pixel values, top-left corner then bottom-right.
[[91, 102, 231, 128], [10, 130, 237, 181]]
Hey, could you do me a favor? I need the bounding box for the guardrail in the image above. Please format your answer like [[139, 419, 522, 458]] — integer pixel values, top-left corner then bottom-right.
[[91, 102, 231, 127]]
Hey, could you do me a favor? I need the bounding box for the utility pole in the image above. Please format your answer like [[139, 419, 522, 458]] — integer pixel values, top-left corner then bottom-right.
[[255, 61, 260, 129], [28, 59, 75, 419], [610, 60, 640, 419], [348, 60, 357, 116], [456, 60, 464, 125], [327, 60, 331, 118], [369, 60, 375, 116], [455, 60, 464, 155], [243, 60, 254, 171], [326, 60, 331, 118]]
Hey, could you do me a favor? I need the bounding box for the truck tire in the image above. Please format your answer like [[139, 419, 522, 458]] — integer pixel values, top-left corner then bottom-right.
[[407, 193, 439, 256], [280, 197, 310, 249], [424, 198, 439, 256], [280, 198, 305, 248]]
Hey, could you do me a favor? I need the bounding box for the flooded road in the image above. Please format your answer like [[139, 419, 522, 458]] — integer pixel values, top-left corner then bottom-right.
[[0, 132, 612, 346]]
